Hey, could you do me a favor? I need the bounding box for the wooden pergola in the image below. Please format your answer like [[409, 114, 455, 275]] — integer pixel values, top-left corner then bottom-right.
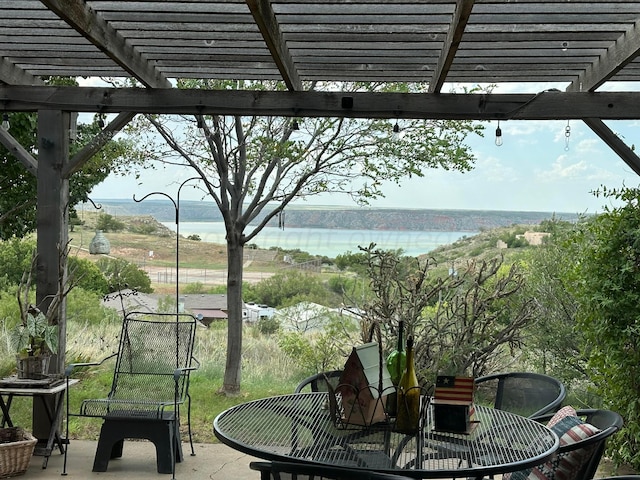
[[2, 0, 640, 374]]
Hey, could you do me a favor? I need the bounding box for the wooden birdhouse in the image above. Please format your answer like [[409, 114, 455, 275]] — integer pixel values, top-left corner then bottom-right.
[[335, 342, 393, 426]]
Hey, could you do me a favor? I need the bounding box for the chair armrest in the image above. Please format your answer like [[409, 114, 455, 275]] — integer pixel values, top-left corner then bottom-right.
[[64, 352, 118, 377], [173, 365, 198, 382]]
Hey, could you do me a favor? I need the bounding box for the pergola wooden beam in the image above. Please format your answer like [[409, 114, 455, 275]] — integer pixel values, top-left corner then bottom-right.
[[2, 86, 640, 120], [40, 0, 171, 89], [429, 0, 475, 93], [246, 0, 302, 91], [565, 20, 640, 174]]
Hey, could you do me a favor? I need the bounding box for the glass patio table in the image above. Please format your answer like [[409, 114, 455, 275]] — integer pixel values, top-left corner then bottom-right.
[[213, 392, 559, 479]]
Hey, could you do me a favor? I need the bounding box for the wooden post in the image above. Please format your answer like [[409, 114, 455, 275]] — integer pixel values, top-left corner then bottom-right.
[[34, 109, 70, 442]]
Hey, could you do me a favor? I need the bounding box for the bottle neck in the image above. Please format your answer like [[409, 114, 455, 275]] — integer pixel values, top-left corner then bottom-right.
[[397, 320, 404, 351]]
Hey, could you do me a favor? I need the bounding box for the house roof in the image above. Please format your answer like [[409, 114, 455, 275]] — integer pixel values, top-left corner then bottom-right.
[[182, 294, 229, 310]]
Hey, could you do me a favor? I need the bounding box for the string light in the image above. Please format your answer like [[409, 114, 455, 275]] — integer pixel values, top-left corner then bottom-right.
[[2, 113, 10, 131], [291, 119, 299, 130], [495, 120, 503, 146], [564, 120, 571, 151], [392, 121, 400, 136], [97, 113, 105, 129]]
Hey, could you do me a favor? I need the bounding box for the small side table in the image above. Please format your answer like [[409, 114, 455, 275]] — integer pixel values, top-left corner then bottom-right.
[[0, 376, 79, 469]]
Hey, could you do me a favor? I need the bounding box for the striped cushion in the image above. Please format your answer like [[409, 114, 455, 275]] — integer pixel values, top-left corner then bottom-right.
[[507, 415, 600, 480]]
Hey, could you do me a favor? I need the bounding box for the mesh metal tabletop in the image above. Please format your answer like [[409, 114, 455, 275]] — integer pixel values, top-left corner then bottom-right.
[[214, 392, 559, 479]]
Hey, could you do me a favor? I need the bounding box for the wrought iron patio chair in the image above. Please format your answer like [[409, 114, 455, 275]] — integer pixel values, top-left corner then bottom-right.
[[520, 408, 624, 480], [250, 460, 414, 480], [475, 372, 567, 418], [294, 370, 343, 393], [63, 311, 199, 479]]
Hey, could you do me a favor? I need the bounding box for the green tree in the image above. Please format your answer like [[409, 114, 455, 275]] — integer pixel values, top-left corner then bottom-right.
[[250, 269, 339, 308], [96, 258, 153, 293], [0, 78, 144, 240], [519, 219, 588, 389], [0, 237, 36, 284], [134, 80, 482, 394], [360, 246, 536, 379], [568, 186, 640, 469], [95, 214, 126, 233], [68, 257, 109, 295]]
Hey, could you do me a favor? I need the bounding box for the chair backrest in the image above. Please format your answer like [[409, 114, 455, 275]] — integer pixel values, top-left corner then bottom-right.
[[475, 372, 567, 418], [295, 370, 343, 393], [530, 408, 624, 480], [250, 460, 414, 480], [109, 311, 197, 406]]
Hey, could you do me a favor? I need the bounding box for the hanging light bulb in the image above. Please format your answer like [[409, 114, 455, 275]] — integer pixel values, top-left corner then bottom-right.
[[196, 116, 204, 130], [1, 113, 9, 131], [97, 113, 105, 129], [495, 121, 503, 146], [291, 119, 299, 131], [393, 121, 400, 136]]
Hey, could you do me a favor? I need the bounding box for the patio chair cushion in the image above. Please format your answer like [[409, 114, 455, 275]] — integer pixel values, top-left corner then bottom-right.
[[507, 414, 600, 480], [547, 406, 578, 427]]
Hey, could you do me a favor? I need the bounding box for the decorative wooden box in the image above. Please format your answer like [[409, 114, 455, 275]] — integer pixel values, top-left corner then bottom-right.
[[432, 376, 476, 434]]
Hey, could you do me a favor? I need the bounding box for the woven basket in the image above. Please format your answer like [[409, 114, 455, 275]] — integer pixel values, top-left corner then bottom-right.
[[0, 428, 37, 478]]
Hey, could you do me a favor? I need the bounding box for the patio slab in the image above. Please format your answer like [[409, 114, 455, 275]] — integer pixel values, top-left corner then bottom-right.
[[21, 441, 258, 480]]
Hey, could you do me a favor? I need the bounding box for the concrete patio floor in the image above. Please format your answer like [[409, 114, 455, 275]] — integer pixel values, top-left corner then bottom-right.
[[16, 440, 635, 480], [21, 441, 259, 480]]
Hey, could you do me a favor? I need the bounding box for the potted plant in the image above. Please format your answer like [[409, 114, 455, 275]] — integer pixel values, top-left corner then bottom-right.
[[11, 243, 77, 379]]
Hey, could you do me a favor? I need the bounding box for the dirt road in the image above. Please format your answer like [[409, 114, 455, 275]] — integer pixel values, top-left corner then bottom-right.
[[142, 265, 274, 286]]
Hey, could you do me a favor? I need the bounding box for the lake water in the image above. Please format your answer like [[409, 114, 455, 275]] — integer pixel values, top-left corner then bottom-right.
[[163, 221, 476, 258]]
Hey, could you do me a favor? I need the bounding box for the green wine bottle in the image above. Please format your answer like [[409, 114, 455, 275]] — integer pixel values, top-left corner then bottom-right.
[[385, 320, 406, 416], [395, 335, 420, 435]]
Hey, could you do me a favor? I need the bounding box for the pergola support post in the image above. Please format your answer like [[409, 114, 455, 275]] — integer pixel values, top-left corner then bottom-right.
[[33, 109, 70, 442]]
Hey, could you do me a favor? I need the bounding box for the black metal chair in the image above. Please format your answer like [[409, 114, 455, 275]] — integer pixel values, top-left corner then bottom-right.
[[294, 370, 343, 393], [474, 372, 567, 418], [250, 460, 414, 480], [522, 409, 624, 480], [63, 311, 199, 479]]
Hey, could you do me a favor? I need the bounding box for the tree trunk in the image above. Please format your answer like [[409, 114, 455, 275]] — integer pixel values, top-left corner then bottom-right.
[[222, 234, 244, 394]]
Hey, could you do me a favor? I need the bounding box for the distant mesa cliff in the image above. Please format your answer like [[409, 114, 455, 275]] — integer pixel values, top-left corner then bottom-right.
[[92, 199, 581, 233]]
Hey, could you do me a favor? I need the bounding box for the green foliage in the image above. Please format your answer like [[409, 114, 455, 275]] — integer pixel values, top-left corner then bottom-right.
[[96, 257, 153, 293], [360, 245, 535, 378], [334, 251, 368, 274], [566, 186, 640, 469], [68, 257, 109, 294], [11, 310, 58, 356], [501, 231, 529, 248], [249, 269, 340, 308], [0, 77, 146, 240], [187, 234, 201, 241], [95, 214, 125, 232], [129, 223, 157, 234], [256, 316, 280, 335], [519, 218, 588, 390], [277, 314, 357, 374], [0, 237, 36, 284]]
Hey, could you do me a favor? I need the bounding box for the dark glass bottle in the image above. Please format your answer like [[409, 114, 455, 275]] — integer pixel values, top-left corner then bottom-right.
[[395, 335, 420, 435], [385, 320, 406, 416]]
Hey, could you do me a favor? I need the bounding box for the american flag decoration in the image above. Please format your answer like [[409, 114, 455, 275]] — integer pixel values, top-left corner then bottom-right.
[[434, 376, 475, 402]]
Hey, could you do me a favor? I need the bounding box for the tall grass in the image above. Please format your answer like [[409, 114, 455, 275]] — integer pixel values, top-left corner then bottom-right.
[[0, 317, 306, 443]]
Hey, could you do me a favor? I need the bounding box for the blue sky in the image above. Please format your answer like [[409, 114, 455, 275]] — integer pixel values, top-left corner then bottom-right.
[[90, 84, 640, 215]]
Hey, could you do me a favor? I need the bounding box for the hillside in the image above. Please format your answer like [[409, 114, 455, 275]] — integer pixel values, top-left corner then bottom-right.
[[89, 199, 582, 233]]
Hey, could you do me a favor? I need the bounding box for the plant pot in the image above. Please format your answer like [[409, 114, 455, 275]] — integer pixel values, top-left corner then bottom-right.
[[16, 354, 51, 380]]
